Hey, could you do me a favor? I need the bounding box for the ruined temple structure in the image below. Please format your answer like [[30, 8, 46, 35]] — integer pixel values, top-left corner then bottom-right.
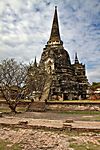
[[27, 6, 88, 101]]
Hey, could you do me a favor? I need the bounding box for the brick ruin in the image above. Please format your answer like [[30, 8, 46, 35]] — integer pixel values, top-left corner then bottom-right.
[[27, 6, 88, 101]]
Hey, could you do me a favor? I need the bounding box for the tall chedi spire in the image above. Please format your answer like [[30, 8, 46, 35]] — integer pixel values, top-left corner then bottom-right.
[[47, 6, 63, 46]]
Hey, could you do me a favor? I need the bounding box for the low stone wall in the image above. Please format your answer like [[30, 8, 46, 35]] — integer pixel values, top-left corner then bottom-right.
[[0, 101, 100, 111], [46, 102, 100, 111]]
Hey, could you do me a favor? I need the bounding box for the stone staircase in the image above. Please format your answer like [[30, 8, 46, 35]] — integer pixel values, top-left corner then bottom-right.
[[40, 76, 52, 102]]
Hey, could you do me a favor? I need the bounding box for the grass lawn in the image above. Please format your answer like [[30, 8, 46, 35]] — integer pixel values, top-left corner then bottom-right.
[[0, 107, 27, 113], [48, 100, 100, 103], [69, 142, 100, 150], [59, 110, 100, 115], [0, 139, 21, 150], [0, 108, 11, 113]]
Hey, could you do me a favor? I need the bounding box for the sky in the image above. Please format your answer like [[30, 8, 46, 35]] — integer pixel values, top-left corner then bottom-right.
[[0, 0, 100, 83]]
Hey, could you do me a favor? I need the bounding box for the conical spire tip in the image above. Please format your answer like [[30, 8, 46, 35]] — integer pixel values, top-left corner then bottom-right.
[[34, 56, 37, 67], [46, 5, 63, 46], [55, 6, 57, 9], [75, 52, 79, 64]]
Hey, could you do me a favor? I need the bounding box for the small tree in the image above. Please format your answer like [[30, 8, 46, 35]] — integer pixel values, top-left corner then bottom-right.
[[26, 63, 47, 100], [0, 59, 28, 113]]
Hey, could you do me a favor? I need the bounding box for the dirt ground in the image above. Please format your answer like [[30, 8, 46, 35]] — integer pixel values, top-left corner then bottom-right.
[[0, 111, 100, 150], [0, 126, 100, 150], [4, 111, 100, 122]]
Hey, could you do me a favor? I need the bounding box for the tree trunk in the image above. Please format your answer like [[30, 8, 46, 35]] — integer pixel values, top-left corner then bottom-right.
[[9, 104, 17, 113]]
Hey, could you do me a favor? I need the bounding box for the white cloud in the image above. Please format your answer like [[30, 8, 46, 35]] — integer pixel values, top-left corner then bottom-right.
[[87, 65, 100, 83]]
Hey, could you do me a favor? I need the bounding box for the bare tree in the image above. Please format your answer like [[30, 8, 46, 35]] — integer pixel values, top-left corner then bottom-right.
[[0, 59, 28, 113], [26, 64, 47, 99]]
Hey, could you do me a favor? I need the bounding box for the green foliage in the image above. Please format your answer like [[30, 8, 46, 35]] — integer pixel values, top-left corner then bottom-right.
[[92, 82, 100, 89]]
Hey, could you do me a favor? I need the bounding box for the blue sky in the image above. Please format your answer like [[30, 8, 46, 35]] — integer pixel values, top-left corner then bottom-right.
[[0, 0, 100, 83]]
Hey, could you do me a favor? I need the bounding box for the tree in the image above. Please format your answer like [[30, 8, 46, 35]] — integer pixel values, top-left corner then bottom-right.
[[0, 59, 28, 113], [92, 82, 100, 89], [26, 63, 47, 100]]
